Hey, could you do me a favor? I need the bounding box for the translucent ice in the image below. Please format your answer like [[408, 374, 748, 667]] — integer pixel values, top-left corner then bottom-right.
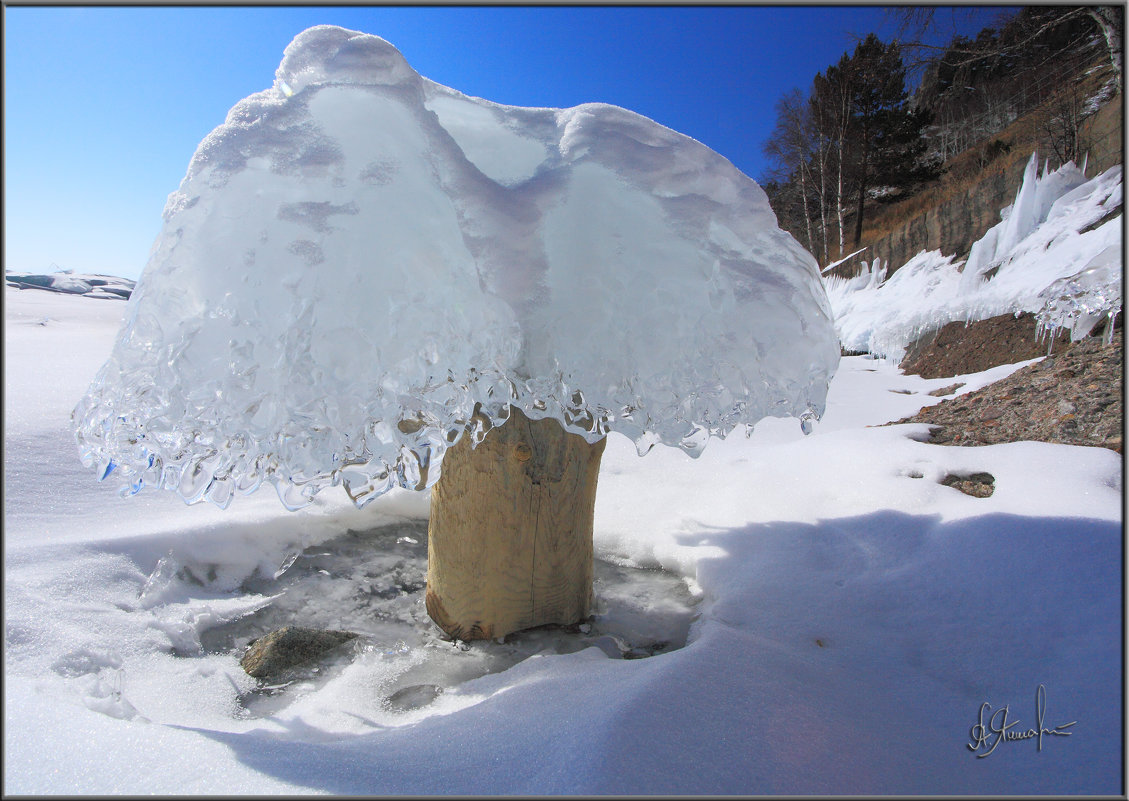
[[72, 25, 839, 509], [1035, 245, 1122, 345], [959, 154, 1090, 295]]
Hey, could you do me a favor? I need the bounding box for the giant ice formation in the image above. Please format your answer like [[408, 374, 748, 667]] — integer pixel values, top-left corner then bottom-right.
[[827, 153, 1123, 361], [73, 25, 839, 510]]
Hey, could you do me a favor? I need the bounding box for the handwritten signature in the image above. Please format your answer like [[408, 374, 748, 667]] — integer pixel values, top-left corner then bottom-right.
[[968, 684, 1076, 758]]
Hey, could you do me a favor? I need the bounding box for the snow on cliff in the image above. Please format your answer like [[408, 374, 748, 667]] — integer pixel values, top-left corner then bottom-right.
[[827, 153, 1122, 360], [72, 25, 839, 511]]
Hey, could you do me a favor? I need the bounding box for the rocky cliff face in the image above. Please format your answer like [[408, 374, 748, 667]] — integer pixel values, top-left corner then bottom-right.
[[830, 93, 1123, 278], [859, 161, 1031, 274]]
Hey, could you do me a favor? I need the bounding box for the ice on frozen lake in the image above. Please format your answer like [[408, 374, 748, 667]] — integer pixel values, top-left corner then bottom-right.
[[73, 25, 839, 509]]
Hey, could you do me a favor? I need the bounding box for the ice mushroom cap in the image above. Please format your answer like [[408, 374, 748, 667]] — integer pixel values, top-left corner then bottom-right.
[[72, 25, 840, 510], [275, 25, 420, 93]]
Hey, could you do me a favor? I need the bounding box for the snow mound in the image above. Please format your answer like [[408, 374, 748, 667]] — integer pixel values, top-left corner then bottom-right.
[[827, 153, 1123, 360], [73, 25, 839, 510]]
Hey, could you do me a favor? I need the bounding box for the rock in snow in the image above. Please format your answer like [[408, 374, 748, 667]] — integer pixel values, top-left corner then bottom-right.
[[240, 626, 358, 679], [72, 25, 839, 511]]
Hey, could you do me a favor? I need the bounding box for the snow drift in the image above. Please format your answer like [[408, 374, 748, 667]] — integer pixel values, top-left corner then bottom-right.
[[72, 25, 839, 511], [6, 284, 1122, 795]]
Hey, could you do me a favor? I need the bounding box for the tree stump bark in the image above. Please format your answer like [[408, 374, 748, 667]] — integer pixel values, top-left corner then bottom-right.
[[425, 406, 606, 641]]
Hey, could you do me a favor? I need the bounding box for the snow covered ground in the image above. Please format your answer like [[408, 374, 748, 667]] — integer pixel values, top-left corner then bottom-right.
[[4, 282, 1122, 795]]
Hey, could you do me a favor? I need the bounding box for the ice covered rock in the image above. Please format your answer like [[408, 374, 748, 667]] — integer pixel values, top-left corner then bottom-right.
[[6, 270, 135, 300], [72, 25, 839, 509], [959, 154, 1090, 294], [827, 251, 964, 358]]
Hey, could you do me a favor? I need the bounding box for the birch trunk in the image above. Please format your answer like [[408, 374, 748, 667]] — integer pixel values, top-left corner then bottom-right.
[[798, 160, 814, 256], [818, 131, 830, 263], [836, 139, 846, 259]]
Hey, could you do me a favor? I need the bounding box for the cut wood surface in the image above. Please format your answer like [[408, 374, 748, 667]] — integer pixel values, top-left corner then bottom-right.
[[426, 407, 606, 640]]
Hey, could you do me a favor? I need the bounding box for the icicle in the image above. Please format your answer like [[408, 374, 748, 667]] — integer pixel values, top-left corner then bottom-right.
[[799, 405, 820, 436]]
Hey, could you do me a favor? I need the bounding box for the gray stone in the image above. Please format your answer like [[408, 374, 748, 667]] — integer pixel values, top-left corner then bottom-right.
[[240, 626, 357, 678], [384, 684, 443, 712], [928, 383, 965, 397], [940, 472, 995, 498], [979, 405, 1005, 421]]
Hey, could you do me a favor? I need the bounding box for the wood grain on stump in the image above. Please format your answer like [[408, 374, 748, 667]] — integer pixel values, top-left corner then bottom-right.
[[426, 406, 606, 640]]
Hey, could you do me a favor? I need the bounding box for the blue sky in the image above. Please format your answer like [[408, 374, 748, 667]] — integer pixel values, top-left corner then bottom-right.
[[4, 5, 1012, 280]]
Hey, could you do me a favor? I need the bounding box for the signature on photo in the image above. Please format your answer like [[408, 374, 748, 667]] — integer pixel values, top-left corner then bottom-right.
[[968, 683, 1077, 758]]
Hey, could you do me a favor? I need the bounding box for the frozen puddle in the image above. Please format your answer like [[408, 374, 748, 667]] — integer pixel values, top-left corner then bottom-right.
[[186, 522, 699, 718]]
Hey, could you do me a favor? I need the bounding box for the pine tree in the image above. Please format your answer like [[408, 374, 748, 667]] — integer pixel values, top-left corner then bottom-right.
[[762, 33, 941, 262], [846, 34, 936, 246]]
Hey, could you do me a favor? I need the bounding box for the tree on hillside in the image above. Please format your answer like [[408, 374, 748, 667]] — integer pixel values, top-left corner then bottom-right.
[[898, 6, 1121, 94], [762, 89, 817, 256], [1090, 6, 1124, 92], [812, 57, 854, 260], [846, 34, 937, 247], [764, 33, 941, 262], [807, 74, 839, 262], [763, 8, 1119, 266], [905, 7, 1120, 171]]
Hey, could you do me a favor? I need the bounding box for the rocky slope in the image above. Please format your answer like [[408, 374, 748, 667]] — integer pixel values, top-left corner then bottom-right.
[[892, 313, 1123, 453], [829, 86, 1123, 280], [899, 312, 1065, 378]]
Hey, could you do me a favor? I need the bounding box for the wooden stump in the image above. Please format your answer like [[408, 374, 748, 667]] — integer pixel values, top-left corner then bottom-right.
[[426, 406, 606, 640]]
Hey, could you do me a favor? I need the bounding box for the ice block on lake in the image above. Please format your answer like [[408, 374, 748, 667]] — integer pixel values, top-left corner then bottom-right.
[[73, 25, 840, 509]]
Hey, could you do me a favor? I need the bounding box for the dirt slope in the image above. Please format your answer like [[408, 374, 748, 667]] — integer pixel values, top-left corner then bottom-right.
[[891, 314, 1123, 453]]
